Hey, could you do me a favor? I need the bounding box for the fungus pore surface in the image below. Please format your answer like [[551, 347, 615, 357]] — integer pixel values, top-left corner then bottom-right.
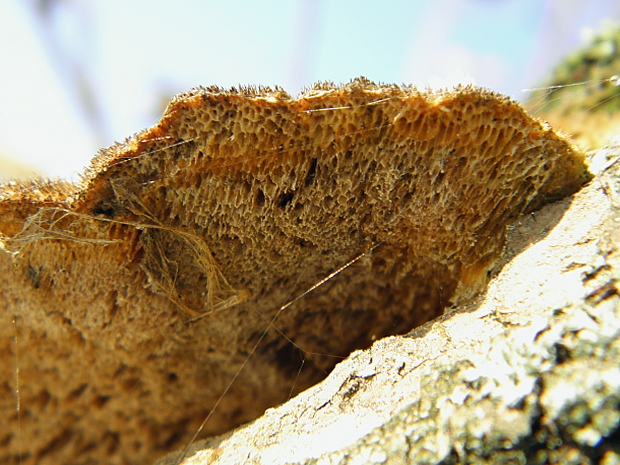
[[0, 78, 590, 465]]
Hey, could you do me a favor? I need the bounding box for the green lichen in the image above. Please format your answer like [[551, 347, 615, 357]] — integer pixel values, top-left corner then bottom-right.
[[528, 22, 620, 115]]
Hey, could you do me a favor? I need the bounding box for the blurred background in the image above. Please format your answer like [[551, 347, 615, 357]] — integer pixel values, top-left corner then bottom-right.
[[0, 0, 619, 180]]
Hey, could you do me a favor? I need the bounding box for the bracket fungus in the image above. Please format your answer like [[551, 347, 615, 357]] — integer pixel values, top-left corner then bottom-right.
[[0, 78, 590, 465]]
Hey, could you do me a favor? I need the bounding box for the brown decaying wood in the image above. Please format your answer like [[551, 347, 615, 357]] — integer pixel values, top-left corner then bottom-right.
[[0, 78, 590, 465]]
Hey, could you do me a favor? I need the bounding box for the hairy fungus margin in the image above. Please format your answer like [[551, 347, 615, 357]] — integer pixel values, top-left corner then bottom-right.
[[0, 78, 590, 465]]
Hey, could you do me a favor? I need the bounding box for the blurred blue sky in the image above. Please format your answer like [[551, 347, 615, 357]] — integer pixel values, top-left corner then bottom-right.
[[1, 0, 619, 179]]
